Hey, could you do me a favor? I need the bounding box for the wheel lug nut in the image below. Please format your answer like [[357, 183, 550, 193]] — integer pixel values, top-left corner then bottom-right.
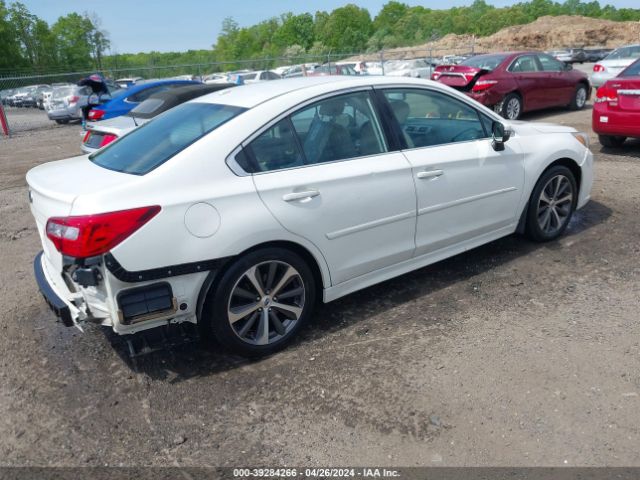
[[258, 307, 263, 312]]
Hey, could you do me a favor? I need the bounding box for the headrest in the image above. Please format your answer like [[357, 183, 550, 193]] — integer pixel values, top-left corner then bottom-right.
[[319, 99, 345, 117]]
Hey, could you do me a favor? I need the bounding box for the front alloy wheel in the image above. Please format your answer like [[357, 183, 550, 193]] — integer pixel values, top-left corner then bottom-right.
[[536, 175, 573, 236], [525, 165, 577, 242], [201, 247, 316, 357]]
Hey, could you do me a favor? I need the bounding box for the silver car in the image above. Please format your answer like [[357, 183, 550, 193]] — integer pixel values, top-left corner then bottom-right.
[[591, 44, 640, 87], [47, 85, 92, 124]]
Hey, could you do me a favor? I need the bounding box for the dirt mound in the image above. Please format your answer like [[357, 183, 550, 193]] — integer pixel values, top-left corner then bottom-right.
[[351, 15, 640, 60], [481, 15, 640, 51]]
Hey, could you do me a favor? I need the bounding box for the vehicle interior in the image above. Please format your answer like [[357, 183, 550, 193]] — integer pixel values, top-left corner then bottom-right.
[[385, 90, 489, 148]]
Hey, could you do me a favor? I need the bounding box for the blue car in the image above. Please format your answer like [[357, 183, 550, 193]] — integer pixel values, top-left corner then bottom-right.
[[87, 79, 199, 121]]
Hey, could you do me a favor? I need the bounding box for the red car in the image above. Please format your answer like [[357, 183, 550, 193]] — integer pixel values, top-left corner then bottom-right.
[[593, 57, 640, 147], [432, 52, 591, 120]]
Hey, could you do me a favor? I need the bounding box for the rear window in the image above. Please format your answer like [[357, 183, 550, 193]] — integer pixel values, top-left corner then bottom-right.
[[621, 59, 640, 77], [129, 98, 165, 115], [606, 45, 640, 60], [52, 87, 73, 99], [461, 54, 509, 71], [90, 102, 246, 175]]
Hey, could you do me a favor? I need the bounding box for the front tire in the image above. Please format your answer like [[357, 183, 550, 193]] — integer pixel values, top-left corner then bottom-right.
[[200, 247, 316, 357], [525, 165, 577, 242], [598, 135, 626, 148], [500, 93, 522, 120]]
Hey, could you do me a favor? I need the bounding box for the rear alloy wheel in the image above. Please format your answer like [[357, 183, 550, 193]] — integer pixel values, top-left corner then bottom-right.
[[569, 84, 588, 110], [201, 248, 316, 357], [500, 93, 522, 120], [598, 135, 626, 148], [525, 165, 577, 242]]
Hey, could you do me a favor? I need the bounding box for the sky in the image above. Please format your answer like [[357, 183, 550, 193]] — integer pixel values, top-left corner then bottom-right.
[[18, 0, 640, 54]]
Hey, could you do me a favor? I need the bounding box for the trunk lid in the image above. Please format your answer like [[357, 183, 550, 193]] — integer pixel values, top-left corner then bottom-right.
[[608, 77, 640, 111], [26, 156, 140, 270], [433, 65, 487, 91]]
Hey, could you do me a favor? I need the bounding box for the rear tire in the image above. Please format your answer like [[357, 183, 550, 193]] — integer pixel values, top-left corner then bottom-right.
[[598, 135, 626, 148], [525, 165, 577, 242], [200, 247, 316, 357], [500, 93, 522, 120], [569, 84, 588, 110], [54, 119, 69, 125]]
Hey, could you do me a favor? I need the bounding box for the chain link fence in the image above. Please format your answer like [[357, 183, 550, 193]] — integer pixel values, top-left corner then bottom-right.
[[0, 43, 480, 138]]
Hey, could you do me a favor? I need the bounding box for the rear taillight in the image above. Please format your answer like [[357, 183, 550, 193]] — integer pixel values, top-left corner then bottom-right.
[[88, 109, 105, 121], [593, 64, 606, 73], [46, 206, 161, 258], [82, 131, 91, 144], [69, 95, 79, 105], [472, 79, 498, 92], [431, 72, 441, 80], [595, 85, 618, 105], [100, 134, 117, 147]]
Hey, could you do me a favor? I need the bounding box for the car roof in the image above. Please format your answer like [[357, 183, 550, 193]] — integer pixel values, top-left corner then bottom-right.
[[111, 79, 198, 100], [128, 83, 235, 119], [194, 76, 460, 109]]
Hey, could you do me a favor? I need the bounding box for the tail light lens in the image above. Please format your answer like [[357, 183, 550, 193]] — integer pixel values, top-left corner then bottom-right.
[[82, 131, 91, 144], [595, 85, 618, 106], [68, 95, 79, 105], [472, 79, 498, 92], [88, 109, 105, 121], [593, 64, 606, 73], [46, 206, 161, 258], [100, 134, 117, 147], [431, 72, 441, 80]]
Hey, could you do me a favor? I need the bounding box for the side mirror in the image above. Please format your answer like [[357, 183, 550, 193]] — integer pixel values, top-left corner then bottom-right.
[[491, 121, 511, 151]]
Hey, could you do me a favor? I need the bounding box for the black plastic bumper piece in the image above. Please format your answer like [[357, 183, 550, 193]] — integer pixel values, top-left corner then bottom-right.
[[117, 282, 174, 324], [33, 251, 74, 327]]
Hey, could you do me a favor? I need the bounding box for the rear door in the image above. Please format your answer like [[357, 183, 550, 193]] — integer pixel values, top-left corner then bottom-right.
[[250, 89, 417, 285]]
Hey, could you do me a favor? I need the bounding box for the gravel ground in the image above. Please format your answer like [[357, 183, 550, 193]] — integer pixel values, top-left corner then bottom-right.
[[0, 105, 639, 467]]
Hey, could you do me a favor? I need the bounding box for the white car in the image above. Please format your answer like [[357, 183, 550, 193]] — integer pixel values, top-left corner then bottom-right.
[[591, 44, 640, 87], [240, 70, 281, 83], [28, 76, 593, 357], [384, 59, 433, 78]]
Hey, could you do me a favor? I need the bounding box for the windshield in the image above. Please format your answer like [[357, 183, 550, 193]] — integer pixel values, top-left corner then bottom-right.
[[90, 102, 246, 175], [620, 59, 640, 77], [461, 54, 509, 71], [606, 45, 640, 60]]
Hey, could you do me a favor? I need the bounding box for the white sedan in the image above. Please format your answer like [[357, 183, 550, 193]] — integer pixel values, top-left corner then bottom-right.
[[28, 76, 593, 356]]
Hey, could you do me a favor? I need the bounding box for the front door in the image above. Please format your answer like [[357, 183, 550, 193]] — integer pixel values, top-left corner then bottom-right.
[[378, 87, 525, 257]]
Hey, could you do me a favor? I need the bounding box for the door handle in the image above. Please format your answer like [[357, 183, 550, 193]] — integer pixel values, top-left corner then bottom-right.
[[416, 169, 444, 179], [282, 190, 320, 202]]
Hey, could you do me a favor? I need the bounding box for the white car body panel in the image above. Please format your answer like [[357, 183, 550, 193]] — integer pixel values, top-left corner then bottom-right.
[[26, 76, 593, 335], [81, 116, 141, 154]]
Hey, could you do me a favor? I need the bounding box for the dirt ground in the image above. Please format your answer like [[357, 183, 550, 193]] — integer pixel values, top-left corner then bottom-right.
[[0, 105, 639, 468]]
